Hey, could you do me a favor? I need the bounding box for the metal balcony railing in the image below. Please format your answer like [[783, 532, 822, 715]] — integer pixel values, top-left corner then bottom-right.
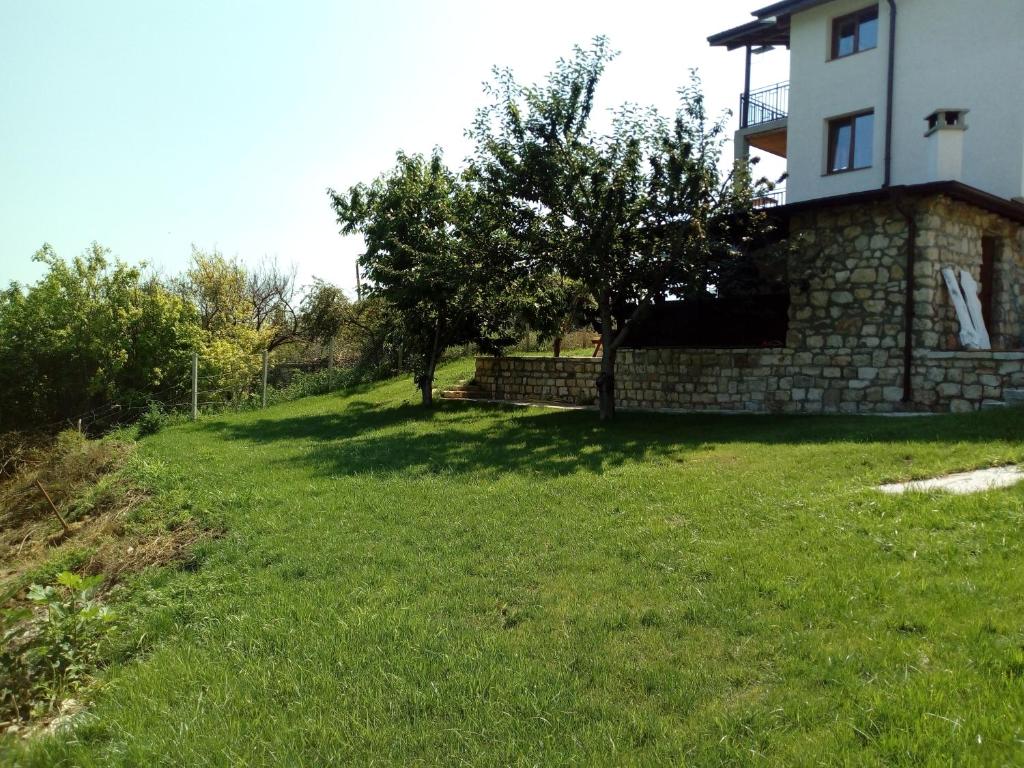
[[753, 188, 786, 208], [740, 81, 789, 129]]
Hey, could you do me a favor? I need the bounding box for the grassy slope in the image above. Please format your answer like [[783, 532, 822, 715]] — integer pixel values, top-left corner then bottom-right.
[[13, 358, 1024, 766]]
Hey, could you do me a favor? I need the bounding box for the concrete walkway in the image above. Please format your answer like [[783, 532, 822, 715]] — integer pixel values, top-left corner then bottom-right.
[[878, 466, 1023, 495]]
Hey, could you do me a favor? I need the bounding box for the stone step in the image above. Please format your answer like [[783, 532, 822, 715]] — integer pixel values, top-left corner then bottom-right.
[[1004, 389, 1024, 404], [439, 387, 487, 401], [981, 400, 1009, 411]]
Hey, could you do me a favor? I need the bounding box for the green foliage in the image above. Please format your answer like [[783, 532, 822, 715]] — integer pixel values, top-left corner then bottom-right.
[[329, 151, 519, 405], [199, 331, 264, 406], [173, 247, 252, 334], [135, 404, 165, 438], [1, 572, 114, 725], [469, 40, 773, 418], [299, 278, 351, 344], [0, 244, 203, 432], [520, 274, 596, 352], [173, 248, 300, 351]]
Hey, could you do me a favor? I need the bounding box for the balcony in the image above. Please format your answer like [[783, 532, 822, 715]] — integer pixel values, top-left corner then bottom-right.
[[740, 81, 789, 129], [753, 188, 787, 208], [737, 81, 788, 159]]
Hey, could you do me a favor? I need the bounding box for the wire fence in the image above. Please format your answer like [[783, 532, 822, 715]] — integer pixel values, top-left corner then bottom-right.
[[17, 348, 357, 437], [8, 329, 585, 437]]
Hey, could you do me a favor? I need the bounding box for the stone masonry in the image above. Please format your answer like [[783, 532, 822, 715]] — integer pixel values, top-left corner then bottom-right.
[[475, 192, 1024, 414]]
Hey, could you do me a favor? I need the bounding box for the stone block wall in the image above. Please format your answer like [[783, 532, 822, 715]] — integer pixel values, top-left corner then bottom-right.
[[910, 351, 1024, 413], [788, 194, 1024, 354], [615, 348, 908, 414], [788, 201, 908, 357], [474, 192, 1024, 415], [475, 349, 1024, 414], [916, 197, 1024, 350], [475, 356, 599, 406]]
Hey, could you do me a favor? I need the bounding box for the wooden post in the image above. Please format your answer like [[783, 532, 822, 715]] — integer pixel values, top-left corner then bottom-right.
[[262, 349, 269, 408], [191, 352, 198, 421], [35, 479, 70, 534], [355, 264, 363, 301]]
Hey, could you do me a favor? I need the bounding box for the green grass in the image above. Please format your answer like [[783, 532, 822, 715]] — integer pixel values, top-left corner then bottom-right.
[[8, 358, 1024, 766]]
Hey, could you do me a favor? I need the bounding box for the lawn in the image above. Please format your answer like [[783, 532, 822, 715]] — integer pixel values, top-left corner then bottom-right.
[[10, 358, 1024, 766]]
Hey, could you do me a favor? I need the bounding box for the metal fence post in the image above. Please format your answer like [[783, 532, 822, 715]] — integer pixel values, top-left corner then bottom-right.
[[191, 352, 198, 421], [327, 337, 335, 387], [262, 349, 269, 408]]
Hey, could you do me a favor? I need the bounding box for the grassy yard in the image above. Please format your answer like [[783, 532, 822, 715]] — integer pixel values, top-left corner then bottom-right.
[[9, 358, 1024, 766]]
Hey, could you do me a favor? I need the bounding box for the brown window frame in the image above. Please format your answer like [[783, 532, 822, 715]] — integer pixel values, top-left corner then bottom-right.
[[830, 5, 880, 60], [827, 111, 874, 174]]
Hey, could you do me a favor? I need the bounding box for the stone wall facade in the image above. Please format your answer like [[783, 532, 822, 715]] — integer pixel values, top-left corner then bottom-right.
[[475, 192, 1024, 414], [476, 349, 1024, 414], [918, 197, 1024, 351]]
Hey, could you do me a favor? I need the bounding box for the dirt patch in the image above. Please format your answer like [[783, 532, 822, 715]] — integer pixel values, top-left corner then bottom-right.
[[1, 430, 214, 598], [1, 429, 219, 736]]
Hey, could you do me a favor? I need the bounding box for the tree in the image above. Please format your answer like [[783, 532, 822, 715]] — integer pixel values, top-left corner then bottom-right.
[[329, 151, 517, 406], [521, 273, 594, 358], [299, 278, 351, 344], [246, 257, 301, 351], [173, 247, 250, 334], [469, 39, 771, 420], [173, 247, 300, 351], [0, 244, 201, 431]]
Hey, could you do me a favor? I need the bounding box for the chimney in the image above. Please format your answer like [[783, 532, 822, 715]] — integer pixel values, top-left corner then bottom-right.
[[924, 109, 968, 182]]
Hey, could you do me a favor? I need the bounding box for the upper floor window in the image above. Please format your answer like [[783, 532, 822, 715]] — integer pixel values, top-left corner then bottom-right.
[[831, 6, 879, 59], [828, 111, 874, 173]]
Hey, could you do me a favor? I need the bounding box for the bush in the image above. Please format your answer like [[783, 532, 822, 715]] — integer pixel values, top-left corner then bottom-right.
[[0, 244, 202, 433], [1, 572, 115, 725], [135, 403, 165, 438]]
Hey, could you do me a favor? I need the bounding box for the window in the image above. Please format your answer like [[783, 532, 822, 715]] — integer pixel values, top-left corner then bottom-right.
[[831, 6, 879, 59], [828, 112, 874, 173]]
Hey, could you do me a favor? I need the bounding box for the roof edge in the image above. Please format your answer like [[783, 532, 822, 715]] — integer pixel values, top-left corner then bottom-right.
[[707, 18, 786, 49], [773, 182, 1024, 225], [752, 0, 838, 20]]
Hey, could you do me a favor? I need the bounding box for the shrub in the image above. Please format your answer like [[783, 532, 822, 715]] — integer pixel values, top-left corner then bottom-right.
[[1, 572, 115, 725], [136, 403, 165, 438]]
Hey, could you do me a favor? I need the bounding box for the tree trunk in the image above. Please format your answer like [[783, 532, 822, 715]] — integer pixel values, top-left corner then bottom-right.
[[420, 320, 442, 407], [595, 297, 652, 421], [596, 297, 616, 421], [420, 375, 434, 407], [553, 336, 562, 358]]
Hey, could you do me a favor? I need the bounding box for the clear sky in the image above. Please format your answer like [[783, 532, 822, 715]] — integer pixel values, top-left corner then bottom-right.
[[0, 1, 788, 296]]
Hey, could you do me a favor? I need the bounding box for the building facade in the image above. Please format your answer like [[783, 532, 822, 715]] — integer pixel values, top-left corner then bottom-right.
[[714, 0, 1024, 205]]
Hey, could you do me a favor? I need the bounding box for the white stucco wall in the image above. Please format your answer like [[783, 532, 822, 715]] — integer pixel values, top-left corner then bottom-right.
[[784, 0, 1024, 204], [786, 0, 887, 202]]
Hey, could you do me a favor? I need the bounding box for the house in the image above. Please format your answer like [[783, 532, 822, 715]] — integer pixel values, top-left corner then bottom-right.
[[705, 0, 1024, 411], [472, 1, 1024, 414]]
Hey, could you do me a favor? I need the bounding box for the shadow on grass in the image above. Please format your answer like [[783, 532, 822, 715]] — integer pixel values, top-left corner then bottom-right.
[[198, 398, 1024, 479]]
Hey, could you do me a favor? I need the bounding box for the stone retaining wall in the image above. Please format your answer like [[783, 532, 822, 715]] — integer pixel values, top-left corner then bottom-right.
[[474, 191, 1024, 415], [475, 349, 1024, 414]]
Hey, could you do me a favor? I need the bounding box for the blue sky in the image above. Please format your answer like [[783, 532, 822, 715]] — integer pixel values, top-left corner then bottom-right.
[[0, 1, 787, 296]]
